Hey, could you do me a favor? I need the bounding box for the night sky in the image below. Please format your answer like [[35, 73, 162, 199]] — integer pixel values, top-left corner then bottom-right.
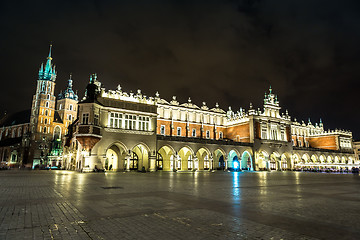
[[1, 0, 360, 139]]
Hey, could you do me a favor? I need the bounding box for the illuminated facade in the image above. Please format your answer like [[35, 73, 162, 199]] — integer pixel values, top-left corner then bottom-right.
[[0, 46, 78, 168], [65, 77, 357, 172], [0, 46, 357, 171]]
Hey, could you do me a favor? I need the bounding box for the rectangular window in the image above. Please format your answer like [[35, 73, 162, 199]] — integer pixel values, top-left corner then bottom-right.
[[206, 130, 210, 139], [192, 129, 196, 137], [94, 114, 99, 126], [261, 126, 267, 139], [82, 113, 89, 125], [177, 127, 181, 136], [160, 125, 165, 135], [219, 132, 223, 139], [109, 112, 122, 128]]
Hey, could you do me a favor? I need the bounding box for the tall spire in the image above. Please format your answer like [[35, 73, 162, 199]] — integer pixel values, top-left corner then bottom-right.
[[45, 44, 53, 73]]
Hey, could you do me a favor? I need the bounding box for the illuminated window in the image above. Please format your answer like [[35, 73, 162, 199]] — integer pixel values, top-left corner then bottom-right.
[[82, 113, 89, 124], [192, 129, 196, 137], [160, 125, 165, 135], [59, 104, 62, 110], [261, 126, 267, 139], [177, 127, 181, 136]]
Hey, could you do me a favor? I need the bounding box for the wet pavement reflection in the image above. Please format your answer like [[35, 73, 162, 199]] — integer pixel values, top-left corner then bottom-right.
[[0, 170, 360, 239]]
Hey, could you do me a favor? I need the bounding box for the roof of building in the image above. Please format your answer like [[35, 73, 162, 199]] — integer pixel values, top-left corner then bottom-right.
[[0, 110, 30, 128], [53, 111, 63, 124]]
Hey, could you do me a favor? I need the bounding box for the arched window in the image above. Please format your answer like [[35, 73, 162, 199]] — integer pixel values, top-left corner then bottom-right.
[[59, 104, 62, 110], [219, 132, 223, 139], [45, 119, 48, 124], [17, 128, 22, 137], [47, 94, 50, 100], [45, 102, 49, 108], [45, 110, 48, 116], [43, 127, 47, 133], [53, 126, 61, 140], [12, 129, 16, 138], [68, 115, 72, 121], [69, 104, 73, 111]]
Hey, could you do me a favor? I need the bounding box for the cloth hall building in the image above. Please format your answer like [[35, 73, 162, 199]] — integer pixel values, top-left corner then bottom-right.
[[0, 47, 357, 172]]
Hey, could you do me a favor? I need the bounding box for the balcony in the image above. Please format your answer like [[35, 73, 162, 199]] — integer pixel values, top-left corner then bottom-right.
[[77, 125, 102, 137]]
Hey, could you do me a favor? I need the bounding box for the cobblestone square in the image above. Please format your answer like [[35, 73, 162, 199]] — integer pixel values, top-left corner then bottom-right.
[[0, 170, 359, 239]]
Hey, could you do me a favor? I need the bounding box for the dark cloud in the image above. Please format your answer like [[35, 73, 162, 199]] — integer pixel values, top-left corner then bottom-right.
[[1, 0, 360, 138]]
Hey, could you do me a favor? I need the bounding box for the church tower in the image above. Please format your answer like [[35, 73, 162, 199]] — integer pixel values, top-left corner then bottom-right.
[[29, 45, 57, 166], [57, 74, 79, 135]]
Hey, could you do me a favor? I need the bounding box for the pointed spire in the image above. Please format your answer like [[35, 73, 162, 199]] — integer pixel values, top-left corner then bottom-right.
[[48, 44, 52, 59], [67, 73, 73, 89], [45, 44, 53, 73], [269, 85, 272, 94]]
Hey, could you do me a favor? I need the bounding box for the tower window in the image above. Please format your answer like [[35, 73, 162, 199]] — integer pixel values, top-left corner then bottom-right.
[[45, 110, 48, 116], [59, 104, 62, 110], [46, 102, 49, 108], [69, 104, 73, 111], [47, 94, 50, 100], [68, 115, 72, 121], [45, 119, 48, 124], [219, 131, 223, 139]]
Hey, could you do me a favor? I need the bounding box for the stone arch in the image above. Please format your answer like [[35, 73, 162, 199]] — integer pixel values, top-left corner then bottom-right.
[[196, 147, 211, 171], [319, 155, 326, 163], [310, 154, 318, 163], [105, 143, 127, 171], [269, 152, 280, 170], [131, 143, 150, 171], [280, 153, 289, 170], [214, 148, 226, 170], [228, 149, 240, 170], [334, 156, 340, 163], [302, 153, 310, 163], [157, 145, 176, 171], [341, 156, 346, 164], [257, 150, 269, 170], [53, 126, 61, 140], [327, 155, 333, 164], [178, 146, 195, 171], [292, 153, 301, 169], [241, 150, 253, 171]]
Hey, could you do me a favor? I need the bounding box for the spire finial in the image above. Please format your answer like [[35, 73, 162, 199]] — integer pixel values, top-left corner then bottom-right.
[[269, 85, 272, 94], [48, 43, 53, 60], [69, 73, 72, 79]]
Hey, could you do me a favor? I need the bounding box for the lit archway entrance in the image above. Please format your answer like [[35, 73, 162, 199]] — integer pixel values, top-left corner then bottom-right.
[[281, 154, 288, 170], [178, 146, 194, 171], [131, 144, 149, 171], [105, 143, 127, 171], [214, 149, 225, 170], [228, 150, 240, 171], [157, 145, 175, 171], [196, 148, 211, 171], [258, 151, 269, 170], [270, 152, 280, 170], [241, 151, 252, 171]]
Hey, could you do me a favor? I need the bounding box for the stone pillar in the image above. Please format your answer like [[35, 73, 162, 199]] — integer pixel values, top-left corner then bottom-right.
[[126, 155, 130, 171], [149, 154, 156, 172], [194, 157, 199, 170], [209, 157, 214, 171], [225, 157, 228, 170]]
